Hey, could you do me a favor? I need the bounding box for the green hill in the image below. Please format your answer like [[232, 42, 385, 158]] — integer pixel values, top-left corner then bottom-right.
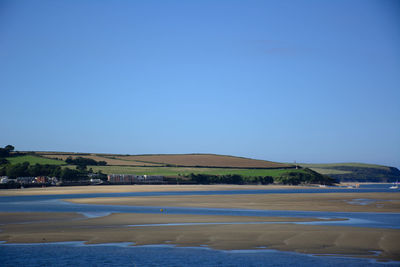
[[3, 148, 397, 184], [299, 163, 400, 182], [6, 155, 65, 165]]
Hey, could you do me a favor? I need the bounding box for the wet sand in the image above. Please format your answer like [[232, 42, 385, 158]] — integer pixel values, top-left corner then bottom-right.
[[0, 184, 323, 196], [0, 212, 399, 261], [0, 212, 85, 224], [2, 185, 399, 261], [67, 192, 400, 212]]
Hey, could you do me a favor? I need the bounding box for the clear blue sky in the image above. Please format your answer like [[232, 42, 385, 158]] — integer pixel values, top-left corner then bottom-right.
[[1, 0, 399, 167]]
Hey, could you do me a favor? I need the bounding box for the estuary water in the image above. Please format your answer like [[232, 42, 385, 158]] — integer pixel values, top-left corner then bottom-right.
[[1, 185, 399, 266], [1, 185, 399, 229], [1, 183, 397, 203], [1, 242, 399, 267]]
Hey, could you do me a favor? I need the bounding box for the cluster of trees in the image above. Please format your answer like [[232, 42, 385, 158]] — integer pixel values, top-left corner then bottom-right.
[[189, 173, 274, 185], [189, 174, 246, 184], [327, 166, 400, 183], [274, 169, 336, 185], [0, 145, 109, 184], [66, 157, 107, 167], [0, 145, 25, 165], [0, 145, 15, 158], [188, 169, 335, 185], [0, 161, 107, 182], [242, 175, 274, 184], [0, 162, 61, 178]]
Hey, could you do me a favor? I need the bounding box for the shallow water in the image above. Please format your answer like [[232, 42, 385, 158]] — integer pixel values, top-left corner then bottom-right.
[[0, 188, 399, 229], [1, 186, 399, 266], [0, 184, 398, 203], [1, 242, 399, 267], [0, 199, 399, 228]]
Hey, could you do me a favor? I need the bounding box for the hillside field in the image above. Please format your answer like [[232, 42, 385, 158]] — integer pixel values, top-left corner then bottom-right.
[[36, 152, 294, 168], [300, 163, 400, 182], [88, 165, 303, 177], [111, 154, 293, 168], [6, 155, 65, 165], [5, 152, 398, 182], [40, 154, 161, 166]]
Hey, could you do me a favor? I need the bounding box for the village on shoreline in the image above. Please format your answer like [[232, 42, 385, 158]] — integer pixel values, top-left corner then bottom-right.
[[1, 145, 399, 190]]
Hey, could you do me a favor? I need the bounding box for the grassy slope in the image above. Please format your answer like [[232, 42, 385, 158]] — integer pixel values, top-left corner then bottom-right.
[[6, 155, 65, 165], [299, 163, 400, 182], [111, 154, 292, 168], [40, 154, 161, 166], [10, 152, 399, 182], [36, 152, 293, 169], [89, 165, 304, 177], [300, 163, 390, 170]]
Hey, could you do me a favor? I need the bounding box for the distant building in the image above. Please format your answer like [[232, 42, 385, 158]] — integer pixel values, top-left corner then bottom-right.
[[16, 177, 36, 185], [35, 176, 48, 184], [107, 174, 137, 184], [143, 175, 163, 183], [107, 174, 163, 184], [0, 176, 10, 184], [48, 177, 59, 185], [90, 178, 103, 184]]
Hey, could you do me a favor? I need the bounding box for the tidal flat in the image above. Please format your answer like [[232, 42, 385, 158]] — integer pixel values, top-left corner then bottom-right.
[[1, 185, 399, 263]]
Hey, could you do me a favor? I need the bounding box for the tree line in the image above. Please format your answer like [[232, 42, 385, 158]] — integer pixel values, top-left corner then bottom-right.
[[188, 169, 335, 185], [189, 173, 274, 185], [273, 168, 335, 185], [0, 145, 15, 158], [0, 161, 107, 181], [65, 156, 107, 166]]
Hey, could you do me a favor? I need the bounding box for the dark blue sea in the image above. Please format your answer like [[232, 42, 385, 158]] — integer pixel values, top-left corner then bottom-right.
[[1, 242, 399, 267], [1, 185, 399, 266]]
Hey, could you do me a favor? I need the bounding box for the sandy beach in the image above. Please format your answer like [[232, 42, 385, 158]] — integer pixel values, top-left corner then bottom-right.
[[66, 192, 400, 212], [0, 184, 322, 196], [0, 212, 399, 261], [1, 185, 399, 261]]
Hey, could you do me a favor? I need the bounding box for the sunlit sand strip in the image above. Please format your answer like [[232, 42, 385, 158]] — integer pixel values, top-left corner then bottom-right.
[[66, 192, 400, 212], [0, 212, 399, 261], [0, 184, 324, 196]]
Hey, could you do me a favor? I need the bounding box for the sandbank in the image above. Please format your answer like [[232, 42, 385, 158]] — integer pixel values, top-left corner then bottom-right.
[[0, 212, 399, 261], [67, 192, 400, 212], [0, 212, 84, 224], [0, 184, 324, 196]]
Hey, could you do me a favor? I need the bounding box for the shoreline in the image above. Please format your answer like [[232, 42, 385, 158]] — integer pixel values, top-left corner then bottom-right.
[[0, 184, 327, 196], [0, 212, 399, 261], [1, 240, 399, 264], [66, 192, 400, 213], [2, 185, 399, 262]]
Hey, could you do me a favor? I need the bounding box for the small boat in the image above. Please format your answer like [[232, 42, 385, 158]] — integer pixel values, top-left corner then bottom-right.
[[390, 181, 398, 189]]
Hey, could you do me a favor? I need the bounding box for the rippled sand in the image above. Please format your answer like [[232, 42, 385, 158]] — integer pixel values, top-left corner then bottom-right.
[[1, 185, 400, 261], [0, 184, 319, 196], [67, 192, 400, 212], [0, 212, 399, 261]]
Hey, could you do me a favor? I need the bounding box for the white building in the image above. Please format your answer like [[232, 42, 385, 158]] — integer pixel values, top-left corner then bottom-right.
[[107, 174, 163, 184], [0, 176, 10, 184]]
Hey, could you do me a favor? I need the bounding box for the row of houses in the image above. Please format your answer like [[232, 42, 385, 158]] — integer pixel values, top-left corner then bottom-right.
[[0, 176, 59, 185], [107, 174, 164, 184], [0, 174, 165, 186]]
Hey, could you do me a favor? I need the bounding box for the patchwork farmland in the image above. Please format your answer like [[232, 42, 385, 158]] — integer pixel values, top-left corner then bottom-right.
[[34, 152, 297, 177], [110, 154, 293, 168], [38, 152, 294, 169]]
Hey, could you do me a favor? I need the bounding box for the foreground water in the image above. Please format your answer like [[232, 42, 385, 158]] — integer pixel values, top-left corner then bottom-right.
[[1, 242, 399, 267], [1, 183, 398, 203], [1, 185, 399, 229], [1, 185, 399, 266]]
